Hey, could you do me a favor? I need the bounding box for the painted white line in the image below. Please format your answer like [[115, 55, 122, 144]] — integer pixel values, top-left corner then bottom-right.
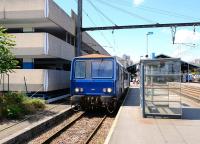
[[104, 88, 130, 144], [46, 94, 70, 103]]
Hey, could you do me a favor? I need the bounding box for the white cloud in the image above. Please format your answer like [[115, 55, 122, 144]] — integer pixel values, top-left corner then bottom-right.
[[171, 29, 200, 61], [175, 29, 200, 43], [161, 28, 171, 34], [133, 0, 144, 6]]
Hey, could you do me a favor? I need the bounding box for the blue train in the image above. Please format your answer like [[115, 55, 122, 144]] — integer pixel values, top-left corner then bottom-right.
[[70, 54, 130, 113]]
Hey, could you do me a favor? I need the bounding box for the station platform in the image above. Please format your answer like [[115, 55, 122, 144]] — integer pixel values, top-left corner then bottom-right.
[[0, 103, 71, 144], [181, 82, 200, 88], [105, 85, 200, 144]]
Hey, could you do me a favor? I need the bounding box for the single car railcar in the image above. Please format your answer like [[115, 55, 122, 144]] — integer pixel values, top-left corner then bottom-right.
[[70, 54, 130, 113]]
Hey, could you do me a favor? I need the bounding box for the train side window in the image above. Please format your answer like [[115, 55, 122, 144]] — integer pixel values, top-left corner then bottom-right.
[[75, 61, 86, 78]]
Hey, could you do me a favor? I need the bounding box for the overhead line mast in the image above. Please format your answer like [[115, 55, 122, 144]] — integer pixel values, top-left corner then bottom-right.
[[76, 0, 82, 56], [76, 0, 200, 56], [82, 22, 200, 31]]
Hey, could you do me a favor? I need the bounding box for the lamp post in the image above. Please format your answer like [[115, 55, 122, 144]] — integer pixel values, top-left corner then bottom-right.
[[146, 32, 153, 58], [140, 56, 143, 62], [187, 44, 194, 83]]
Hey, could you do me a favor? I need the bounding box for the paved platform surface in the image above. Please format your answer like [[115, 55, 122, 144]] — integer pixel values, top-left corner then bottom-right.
[[0, 103, 71, 143], [106, 85, 200, 144], [182, 82, 200, 88]]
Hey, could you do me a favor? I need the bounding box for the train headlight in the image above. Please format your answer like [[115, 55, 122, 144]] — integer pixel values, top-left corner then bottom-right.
[[75, 88, 79, 93], [103, 88, 107, 93], [80, 88, 84, 92], [107, 88, 112, 93]]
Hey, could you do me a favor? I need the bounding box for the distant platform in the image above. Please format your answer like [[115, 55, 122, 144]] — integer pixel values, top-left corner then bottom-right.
[[181, 82, 200, 88], [0, 103, 71, 144], [105, 85, 200, 144]]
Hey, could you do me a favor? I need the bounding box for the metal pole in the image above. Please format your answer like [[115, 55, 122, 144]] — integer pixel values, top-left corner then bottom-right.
[[2, 73, 4, 92], [146, 34, 148, 58], [141, 64, 146, 118], [76, 0, 82, 57], [188, 63, 189, 83], [24, 76, 28, 93], [7, 74, 9, 92]]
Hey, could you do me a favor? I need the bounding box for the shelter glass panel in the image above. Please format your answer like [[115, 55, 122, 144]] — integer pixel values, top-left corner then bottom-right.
[[141, 59, 182, 118]]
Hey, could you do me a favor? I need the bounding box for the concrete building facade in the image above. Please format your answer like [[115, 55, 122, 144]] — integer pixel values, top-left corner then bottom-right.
[[0, 0, 109, 99]]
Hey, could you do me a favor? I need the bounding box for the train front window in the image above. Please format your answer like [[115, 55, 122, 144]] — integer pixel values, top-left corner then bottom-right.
[[75, 61, 86, 78], [92, 60, 113, 78]]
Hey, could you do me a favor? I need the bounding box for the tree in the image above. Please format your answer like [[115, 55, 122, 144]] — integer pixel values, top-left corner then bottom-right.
[[0, 27, 18, 74]]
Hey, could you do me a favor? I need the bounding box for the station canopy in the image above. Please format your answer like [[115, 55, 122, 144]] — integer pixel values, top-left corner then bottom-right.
[[127, 54, 200, 75]]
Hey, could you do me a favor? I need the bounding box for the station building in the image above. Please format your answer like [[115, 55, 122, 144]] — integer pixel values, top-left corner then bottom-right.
[[127, 54, 200, 81], [0, 0, 109, 99]]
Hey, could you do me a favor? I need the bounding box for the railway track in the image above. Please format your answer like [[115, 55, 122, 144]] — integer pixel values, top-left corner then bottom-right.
[[181, 84, 200, 102], [41, 111, 85, 144], [30, 111, 107, 144], [84, 115, 107, 144], [28, 88, 126, 144], [169, 83, 200, 102], [50, 113, 107, 144]]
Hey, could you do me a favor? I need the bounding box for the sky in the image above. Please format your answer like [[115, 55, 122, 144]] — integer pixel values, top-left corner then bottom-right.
[[53, 0, 200, 62]]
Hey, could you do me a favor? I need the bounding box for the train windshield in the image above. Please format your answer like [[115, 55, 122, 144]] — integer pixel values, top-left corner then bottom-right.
[[92, 60, 113, 78], [75, 61, 86, 78]]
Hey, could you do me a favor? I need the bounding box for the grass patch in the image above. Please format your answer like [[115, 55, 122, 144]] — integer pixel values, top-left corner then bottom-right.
[[0, 92, 45, 119]]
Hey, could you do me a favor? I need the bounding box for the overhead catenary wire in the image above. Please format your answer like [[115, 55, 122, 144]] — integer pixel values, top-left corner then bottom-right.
[[174, 43, 199, 57], [86, 43, 113, 48], [98, 0, 200, 22], [111, 30, 117, 53], [137, 5, 200, 21], [82, 8, 114, 50], [86, 0, 119, 53], [73, 0, 114, 50], [97, 0, 156, 23], [86, 0, 117, 26]]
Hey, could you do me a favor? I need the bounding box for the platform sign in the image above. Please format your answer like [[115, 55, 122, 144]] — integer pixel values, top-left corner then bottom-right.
[[140, 58, 182, 118]]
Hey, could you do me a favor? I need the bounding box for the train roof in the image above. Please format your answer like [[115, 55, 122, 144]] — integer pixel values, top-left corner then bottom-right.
[[77, 54, 112, 58], [75, 54, 127, 69]]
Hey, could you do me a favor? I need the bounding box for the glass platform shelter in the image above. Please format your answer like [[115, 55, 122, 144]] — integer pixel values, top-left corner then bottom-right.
[[140, 58, 182, 118]]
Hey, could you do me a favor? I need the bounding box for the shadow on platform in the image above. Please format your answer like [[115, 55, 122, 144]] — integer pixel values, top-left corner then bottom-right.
[[123, 87, 140, 107]]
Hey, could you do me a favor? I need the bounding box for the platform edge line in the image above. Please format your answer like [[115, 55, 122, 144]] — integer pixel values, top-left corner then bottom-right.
[[104, 88, 130, 144]]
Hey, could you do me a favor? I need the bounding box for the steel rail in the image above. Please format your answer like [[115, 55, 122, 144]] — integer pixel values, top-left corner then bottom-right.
[[84, 115, 107, 144], [41, 111, 85, 144]]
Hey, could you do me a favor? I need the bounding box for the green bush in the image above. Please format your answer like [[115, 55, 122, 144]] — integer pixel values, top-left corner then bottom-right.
[[0, 92, 45, 119], [4, 92, 27, 105], [29, 98, 45, 110], [23, 98, 45, 114], [6, 104, 24, 119], [23, 99, 37, 114]]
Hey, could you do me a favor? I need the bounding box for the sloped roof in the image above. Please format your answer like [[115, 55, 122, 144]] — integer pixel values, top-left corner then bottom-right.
[[155, 54, 200, 68], [155, 54, 171, 58], [78, 54, 112, 58]]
